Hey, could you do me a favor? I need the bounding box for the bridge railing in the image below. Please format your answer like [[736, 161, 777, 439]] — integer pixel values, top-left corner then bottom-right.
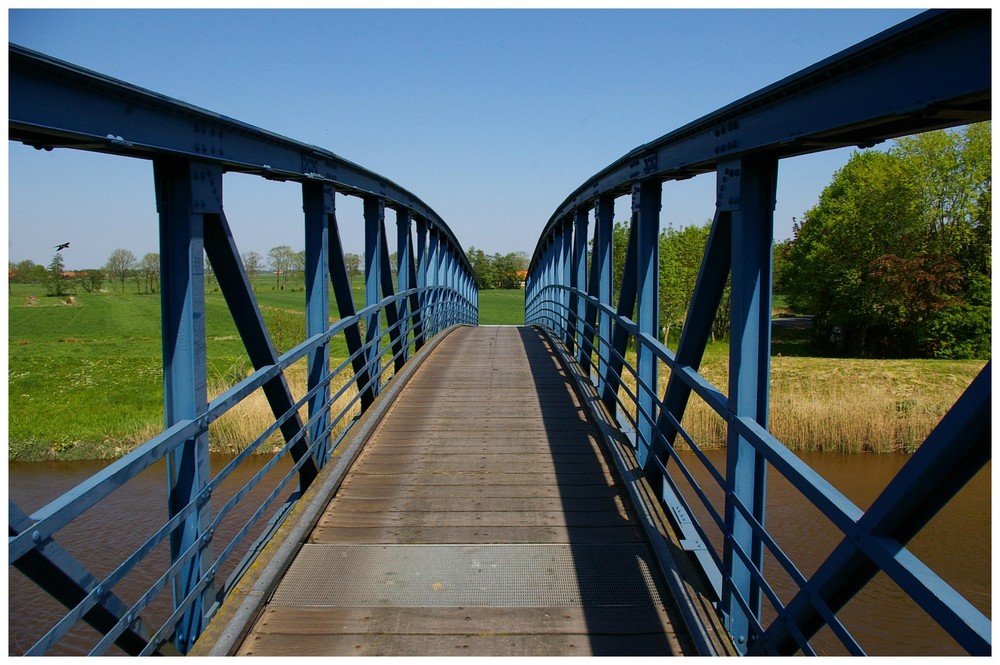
[[8, 44, 477, 656], [525, 9, 989, 656]]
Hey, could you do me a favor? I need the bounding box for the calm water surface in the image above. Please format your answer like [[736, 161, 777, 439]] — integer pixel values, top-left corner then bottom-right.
[[8, 451, 990, 655]]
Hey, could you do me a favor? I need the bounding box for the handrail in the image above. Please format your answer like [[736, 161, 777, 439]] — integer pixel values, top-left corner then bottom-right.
[[525, 8, 990, 656], [9, 43, 478, 656]]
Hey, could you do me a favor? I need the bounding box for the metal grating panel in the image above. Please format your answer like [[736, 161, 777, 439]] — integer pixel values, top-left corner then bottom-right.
[[270, 544, 665, 608]]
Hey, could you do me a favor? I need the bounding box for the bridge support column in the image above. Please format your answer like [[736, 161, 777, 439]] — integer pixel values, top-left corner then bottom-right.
[[303, 182, 332, 464], [415, 218, 428, 346], [633, 180, 661, 472], [720, 155, 777, 653], [594, 195, 614, 394], [571, 208, 588, 360], [364, 197, 384, 396], [153, 160, 215, 653], [560, 219, 573, 344], [427, 228, 439, 336], [396, 210, 412, 362]]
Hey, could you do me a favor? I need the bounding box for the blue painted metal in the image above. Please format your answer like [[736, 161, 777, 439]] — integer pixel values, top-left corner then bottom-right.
[[396, 210, 412, 362], [364, 196, 385, 395], [153, 160, 215, 653], [9, 44, 477, 656], [525, 9, 990, 656], [572, 208, 588, 360], [303, 182, 332, 466], [633, 180, 661, 472], [720, 155, 777, 651]]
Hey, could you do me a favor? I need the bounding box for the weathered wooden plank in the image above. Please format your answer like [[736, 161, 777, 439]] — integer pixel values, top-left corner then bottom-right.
[[250, 606, 678, 637], [334, 482, 623, 500], [309, 525, 646, 544], [239, 631, 682, 656], [316, 509, 634, 529], [344, 471, 618, 486], [326, 495, 628, 513]]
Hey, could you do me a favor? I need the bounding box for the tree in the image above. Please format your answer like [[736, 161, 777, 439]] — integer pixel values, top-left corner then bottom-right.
[[104, 248, 136, 294], [267, 245, 295, 289], [344, 253, 362, 283], [79, 268, 104, 294], [784, 123, 990, 357], [242, 251, 263, 290], [45, 252, 69, 297], [467, 246, 495, 289], [139, 253, 159, 294]]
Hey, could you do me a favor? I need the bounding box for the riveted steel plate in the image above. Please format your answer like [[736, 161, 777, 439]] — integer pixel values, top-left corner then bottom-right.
[[269, 543, 665, 608]]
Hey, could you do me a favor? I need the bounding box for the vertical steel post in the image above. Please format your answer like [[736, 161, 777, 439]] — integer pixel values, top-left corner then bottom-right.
[[573, 207, 589, 364], [363, 196, 383, 396], [377, 216, 404, 373], [396, 210, 412, 360], [427, 227, 439, 335], [415, 217, 428, 347], [561, 219, 573, 342], [720, 156, 777, 653], [302, 183, 331, 466], [595, 195, 614, 393], [153, 160, 213, 653], [634, 180, 661, 471]]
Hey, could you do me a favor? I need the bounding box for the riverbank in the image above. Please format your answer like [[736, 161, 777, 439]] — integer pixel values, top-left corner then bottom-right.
[[7, 285, 986, 461]]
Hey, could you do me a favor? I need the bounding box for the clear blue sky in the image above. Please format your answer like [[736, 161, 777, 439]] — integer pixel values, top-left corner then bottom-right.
[[8, 7, 926, 269]]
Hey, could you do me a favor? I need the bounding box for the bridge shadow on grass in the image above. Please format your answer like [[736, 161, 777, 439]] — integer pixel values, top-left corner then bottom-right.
[[515, 326, 684, 656]]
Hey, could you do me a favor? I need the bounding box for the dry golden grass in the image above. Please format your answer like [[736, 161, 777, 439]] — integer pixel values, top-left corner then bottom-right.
[[613, 351, 985, 454], [207, 359, 362, 456]]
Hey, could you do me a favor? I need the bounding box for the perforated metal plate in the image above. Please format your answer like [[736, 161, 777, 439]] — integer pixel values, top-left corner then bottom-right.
[[270, 543, 665, 608]]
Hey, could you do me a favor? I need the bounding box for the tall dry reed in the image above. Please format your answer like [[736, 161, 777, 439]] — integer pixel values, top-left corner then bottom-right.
[[612, 352, 983, 454], [207, 358, 362, 456]]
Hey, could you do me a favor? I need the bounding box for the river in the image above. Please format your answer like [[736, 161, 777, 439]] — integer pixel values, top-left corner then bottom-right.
[[8, 451, 990, 656]]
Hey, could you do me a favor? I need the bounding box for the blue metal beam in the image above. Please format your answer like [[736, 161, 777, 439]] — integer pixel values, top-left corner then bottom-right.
[[364, 196, 384, 394], [527, 9, 989, 268], [634, 180, 661, 471], [378, 208, 405, 373], [720, 155, 777, 653], [9, 502, 158, 655], [760, 363, 992, 655], [415, 217, 428, 347], [152, 159, 214, 653], [396, 210, 412, 362], [572, 207, 589, 362], [302, 182, 332, 466]]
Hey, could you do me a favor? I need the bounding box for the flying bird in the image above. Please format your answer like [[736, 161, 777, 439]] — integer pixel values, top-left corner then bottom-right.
[[55, 242, 70, 251]]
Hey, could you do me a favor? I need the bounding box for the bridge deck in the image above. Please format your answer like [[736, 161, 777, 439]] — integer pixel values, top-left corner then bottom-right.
[[236, 326, 691, 656]]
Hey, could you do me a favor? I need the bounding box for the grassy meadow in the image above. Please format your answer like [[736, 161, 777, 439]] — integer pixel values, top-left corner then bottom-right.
[[7, 279, 986, 460]]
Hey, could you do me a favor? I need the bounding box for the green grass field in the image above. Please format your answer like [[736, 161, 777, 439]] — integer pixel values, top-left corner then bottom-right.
[[477, 289, 525, 325], [7, 280, 985, 460]]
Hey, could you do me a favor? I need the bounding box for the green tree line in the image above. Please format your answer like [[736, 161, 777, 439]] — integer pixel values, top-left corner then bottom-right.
[[783, 123, 990, 359]]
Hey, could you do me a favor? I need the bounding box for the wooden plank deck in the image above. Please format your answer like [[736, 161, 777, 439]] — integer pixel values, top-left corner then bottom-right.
[[235, 326, 693, 656]]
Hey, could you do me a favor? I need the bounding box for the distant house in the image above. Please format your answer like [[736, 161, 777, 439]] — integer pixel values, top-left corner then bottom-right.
[[516, 270, 527, 289]]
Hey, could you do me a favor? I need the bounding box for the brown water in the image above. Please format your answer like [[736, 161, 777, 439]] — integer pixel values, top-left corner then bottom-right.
[[8, 452, 990, 655], [673, 449, 991, 656], [8, 453, 293, 656]]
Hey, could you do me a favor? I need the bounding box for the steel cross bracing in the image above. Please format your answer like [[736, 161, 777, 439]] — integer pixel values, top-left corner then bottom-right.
[[8, 45, 477, 655], [525, 8, 990, 656]]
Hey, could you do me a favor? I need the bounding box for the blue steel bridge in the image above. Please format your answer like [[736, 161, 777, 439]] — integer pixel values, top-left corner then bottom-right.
[[8, 9, 991, 657]]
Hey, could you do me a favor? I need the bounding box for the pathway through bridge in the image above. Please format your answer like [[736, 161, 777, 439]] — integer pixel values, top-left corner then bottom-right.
[[234, 325, 691, 656]]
